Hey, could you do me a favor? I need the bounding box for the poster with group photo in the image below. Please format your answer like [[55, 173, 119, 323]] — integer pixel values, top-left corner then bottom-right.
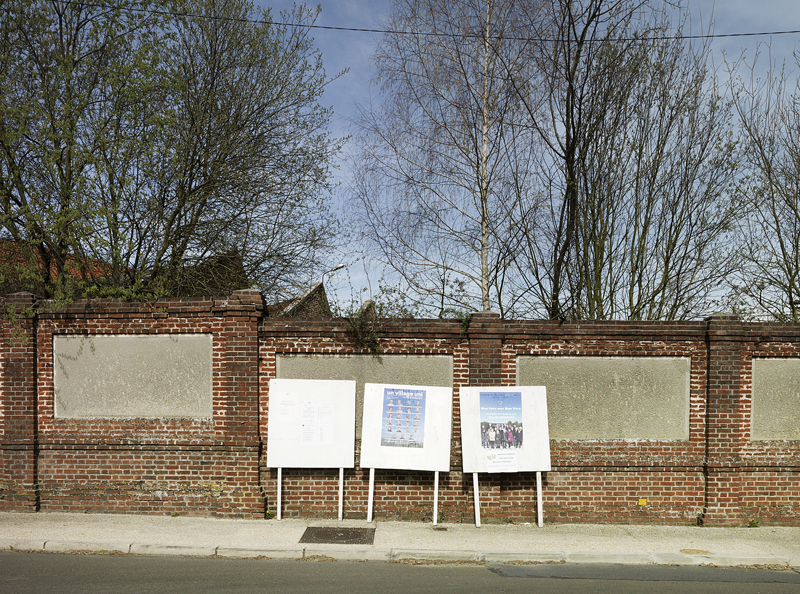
[[361, 383, 452, 471], [460, 386, 551, 473], [481, 391, 524, 449], [266, 378, 356, 469]]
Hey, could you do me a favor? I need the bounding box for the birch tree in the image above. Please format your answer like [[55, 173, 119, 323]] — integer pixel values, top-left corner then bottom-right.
[[350, 0, 537, 316]]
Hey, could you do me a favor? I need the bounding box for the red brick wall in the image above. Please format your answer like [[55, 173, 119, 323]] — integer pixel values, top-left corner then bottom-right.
[[0, 293, 39, 510], [258, 315, 798, 526], [2, 291, 264, 517], [2, 293, 799, 525], [257, 317, 472, 521], [737, 326, 800, 525], [501, 319, 710, 524]]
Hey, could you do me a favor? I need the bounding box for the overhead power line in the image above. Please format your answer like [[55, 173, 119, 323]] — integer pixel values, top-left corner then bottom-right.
[[274, 22, 800, 43], [52, 1, 800, 43]]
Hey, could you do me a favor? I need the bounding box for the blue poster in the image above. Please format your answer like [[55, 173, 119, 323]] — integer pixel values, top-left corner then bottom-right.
[[381, 387, 426, 448], [479, 391, 523, 451]]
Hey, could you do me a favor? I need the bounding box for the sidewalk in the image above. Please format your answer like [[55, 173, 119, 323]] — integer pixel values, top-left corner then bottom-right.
[[1, 512, 799, 568]]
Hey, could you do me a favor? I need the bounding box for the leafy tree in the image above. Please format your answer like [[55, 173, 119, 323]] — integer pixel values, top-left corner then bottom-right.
[[142, 0, 342, 300], [0, 0, 169, 301], [0, 0, 341, 302]]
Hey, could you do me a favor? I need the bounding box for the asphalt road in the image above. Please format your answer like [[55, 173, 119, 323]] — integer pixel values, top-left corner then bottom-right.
[[2, 551, 800, 594]]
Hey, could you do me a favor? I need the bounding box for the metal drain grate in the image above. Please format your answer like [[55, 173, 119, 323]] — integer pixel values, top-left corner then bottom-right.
[[299, 527, 376, 545]]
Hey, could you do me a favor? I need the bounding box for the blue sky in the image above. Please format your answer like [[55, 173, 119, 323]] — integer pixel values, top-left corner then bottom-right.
[[255, 0, 800, 141], [253, 0, 800, 305], [254, 0, 392, 143]]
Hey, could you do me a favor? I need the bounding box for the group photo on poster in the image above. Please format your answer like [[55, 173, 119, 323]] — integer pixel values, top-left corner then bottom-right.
[[381, 387, 426, 448], [479, 391, 523, 450]]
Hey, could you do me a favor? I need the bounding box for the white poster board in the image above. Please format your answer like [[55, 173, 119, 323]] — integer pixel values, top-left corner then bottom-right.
[[266, 379, 356, 469], [361, 383, 452, 471], [460, 386, 551, 473]]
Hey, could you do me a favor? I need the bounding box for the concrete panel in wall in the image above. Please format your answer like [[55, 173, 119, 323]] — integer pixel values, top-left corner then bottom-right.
[[752, 358, 800, 440], [276, 354, 452, 437], [517, 356, 690, 440], [54, 334, 213, 418]]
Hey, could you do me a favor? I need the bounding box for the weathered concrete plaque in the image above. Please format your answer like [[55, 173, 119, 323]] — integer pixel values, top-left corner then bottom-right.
[[54, 334, 213, 418], [752, 358, 800, 440], [518, 356, 690, 440]]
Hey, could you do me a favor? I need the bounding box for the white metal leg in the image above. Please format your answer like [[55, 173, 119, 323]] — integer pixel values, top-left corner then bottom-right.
[[473, 472, 481, 527]]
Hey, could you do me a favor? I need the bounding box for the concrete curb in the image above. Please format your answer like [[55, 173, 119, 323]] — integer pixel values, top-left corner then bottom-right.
[[129, 544, 217, 557], [1, 539, 46, 551], [691, 554, 792, 567], [391, 548, 482, 562], [304, 547, 391, 561], [44, 540, 130, 554], [565, 552, 651, 564], [0, 539, 796, 569], [215, 546, 305, 560], [481, 551, 565, 564]]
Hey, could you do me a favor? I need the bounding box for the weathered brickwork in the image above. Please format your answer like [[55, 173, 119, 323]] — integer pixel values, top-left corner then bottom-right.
[[2, 293, 798, 525], [257, 317, 470, 520], [1, 291, 263, 517], [36, 446, 260, 516], [0, 292, 39, 510]]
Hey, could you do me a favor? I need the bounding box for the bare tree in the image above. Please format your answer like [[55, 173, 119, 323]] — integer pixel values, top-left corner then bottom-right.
[[349, 0, 537, 316], [511, 1, 738, 319], [614, 26, 738, 320], [349, 0, 738, 320], [729, 52, 800, 321], [143, 0, 342, 299]]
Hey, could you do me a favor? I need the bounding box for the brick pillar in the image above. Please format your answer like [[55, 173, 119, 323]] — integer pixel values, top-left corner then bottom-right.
[[0, 293, 39, 511], [702, 313, 745, 526], [219, 289, 263, 517], [220, 289, 262, 440], [467, 311, 503, 386]]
